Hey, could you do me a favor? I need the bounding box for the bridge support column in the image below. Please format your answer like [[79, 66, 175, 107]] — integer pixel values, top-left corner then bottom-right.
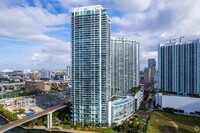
[[47, 112, 52, 129]]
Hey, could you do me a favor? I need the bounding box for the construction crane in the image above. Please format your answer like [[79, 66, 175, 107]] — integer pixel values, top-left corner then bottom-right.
[[170, 36, 185, 43], [159, 36, 185, 44]]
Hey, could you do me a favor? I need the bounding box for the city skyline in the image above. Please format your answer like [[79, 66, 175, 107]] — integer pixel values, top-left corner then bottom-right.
[[1, 0, 200, 70]]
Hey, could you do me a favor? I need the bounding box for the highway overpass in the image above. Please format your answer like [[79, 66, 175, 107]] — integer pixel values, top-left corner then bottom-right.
[[0, 103, 68, 133]]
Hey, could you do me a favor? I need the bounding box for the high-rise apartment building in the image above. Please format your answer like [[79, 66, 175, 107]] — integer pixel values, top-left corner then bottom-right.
[[66, 66, 71, 79], [148, 59, 156, 68], [148, 58, 156, 77], [39, 70, 52, 79], [144, 67, 151, 83], [158, 39, 200, 95], [110, 37, 140, 96], [71, 5, 111, 124]]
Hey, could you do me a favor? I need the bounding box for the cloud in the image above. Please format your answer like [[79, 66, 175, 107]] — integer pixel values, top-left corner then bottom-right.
[[111, 0, 152, 12], [1, 0, 200, 70], [0, 6, 69, 37], [111, 0, 200, 69], [32, 53, 40, 61], [58, 0, 90, 7], [0, 1, 71, 69], [30, 41, 71, 69]]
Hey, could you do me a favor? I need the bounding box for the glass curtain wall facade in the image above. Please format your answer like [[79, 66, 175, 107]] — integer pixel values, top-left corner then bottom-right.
[[71, 5, 111, 124], [158, 39, 200, 95], [111, 37, 140, 96]]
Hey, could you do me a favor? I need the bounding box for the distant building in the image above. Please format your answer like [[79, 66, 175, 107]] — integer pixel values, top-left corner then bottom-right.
[[150, 66, 156, 78], [66, 66, 71, 80], [148, 59, 156, 68], [39, 70, 52, 79], [144, 67, 151, 83], [16, 97, 36, 107], [111, 37, 140, 96], [23, 70, 40, 80], [158, 39, 200, 95], [0, 97, 36, 107], [25, 80, 50, 92], [148, 59, 156, 80]]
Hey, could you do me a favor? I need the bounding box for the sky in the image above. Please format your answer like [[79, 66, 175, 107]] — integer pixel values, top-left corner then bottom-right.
[[0, 0, 200, 71]]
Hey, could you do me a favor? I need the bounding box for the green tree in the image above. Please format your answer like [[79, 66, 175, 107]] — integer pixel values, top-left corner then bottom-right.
[[62, 118, 67, 124], [139, 101, 148, 111], [37, 118, 43, 126], [84, 122, 88, 127], [0, 104, 3, 108], [111, 123, 117, 128], [18, 108, 25, 113], [75, 121, 82, 129], [91, 121, 95, 127]]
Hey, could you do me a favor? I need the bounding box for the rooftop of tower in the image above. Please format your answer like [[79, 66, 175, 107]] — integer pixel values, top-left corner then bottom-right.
[[111, 37, 139, 43], [72, 5, 104, 13], [159, 38, 199, 47]]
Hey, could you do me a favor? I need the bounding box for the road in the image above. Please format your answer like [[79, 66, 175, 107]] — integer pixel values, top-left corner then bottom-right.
[[0, 104, 67, 133]]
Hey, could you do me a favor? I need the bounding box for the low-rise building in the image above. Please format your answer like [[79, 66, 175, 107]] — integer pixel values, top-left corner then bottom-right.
[[0, 97, 35, 107], [156, 93, 200, 115], [134, 90, 144, 110], [16, 97, 36, 107], [108, 89, 144, 126], [108, 96, 135, 125], [25, 80, 50, 91]]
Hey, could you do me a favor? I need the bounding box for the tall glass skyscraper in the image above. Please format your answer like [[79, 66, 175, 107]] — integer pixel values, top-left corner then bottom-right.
[[148, 59, 156, 68], [158, 39, 200, 95], [111, 37, 140, 96], [71, 5, 111, 124]]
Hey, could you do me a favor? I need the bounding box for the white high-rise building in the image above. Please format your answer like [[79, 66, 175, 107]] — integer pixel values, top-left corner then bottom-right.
[[66, 66, 71, 79], [71, 5, 111, 124], [110, 37, 140, 96], [40, 70, 52, 79]]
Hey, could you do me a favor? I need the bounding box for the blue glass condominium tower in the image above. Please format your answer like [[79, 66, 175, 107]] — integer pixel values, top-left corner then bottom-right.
[[158, 39, 200, 95], [71, 5, 111, 124], [110, 37, 140, 96]]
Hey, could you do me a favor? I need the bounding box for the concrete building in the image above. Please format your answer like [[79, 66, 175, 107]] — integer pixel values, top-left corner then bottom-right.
[[25, 80, 50, 92], [134, 90, 144, 110], [156, 93, 200, 115], [108, 90, 143, 125], [144, 67, 151, 83], [150, 66, 156, 78], [16, 97, 36, 107], [111, 37, 140, 96], [0, 97, 36, 107], [158, 39, 200, 95], [39, 70, 52, 79], [108, 96, 135, 125], [71, 5, 111, 124]]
